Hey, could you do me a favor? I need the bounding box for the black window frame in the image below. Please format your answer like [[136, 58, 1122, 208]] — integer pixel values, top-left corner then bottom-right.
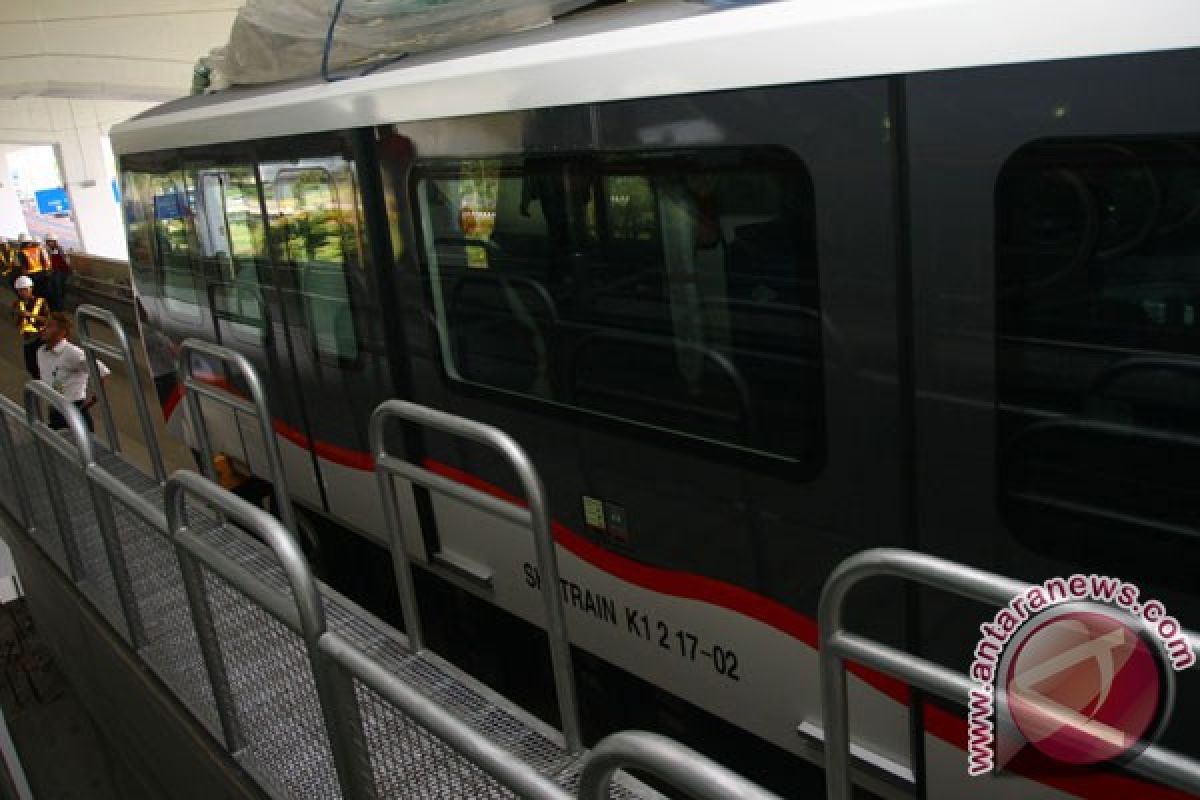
[[412, 145, 827, 474]]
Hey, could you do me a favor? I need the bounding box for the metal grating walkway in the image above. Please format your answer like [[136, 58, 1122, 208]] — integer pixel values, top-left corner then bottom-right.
[[3, 428, 661, 800], [0, 317, 783, 800]]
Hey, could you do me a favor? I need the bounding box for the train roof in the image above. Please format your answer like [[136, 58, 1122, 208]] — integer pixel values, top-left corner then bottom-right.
[[111, 0, 1200, 155]]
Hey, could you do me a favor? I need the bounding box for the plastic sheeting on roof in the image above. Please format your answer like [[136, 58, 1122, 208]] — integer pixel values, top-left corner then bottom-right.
[[202, 0, 597, 88]]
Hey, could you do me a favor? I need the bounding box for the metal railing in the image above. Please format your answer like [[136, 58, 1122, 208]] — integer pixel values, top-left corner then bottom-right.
[[818, 547, 1200, 800], [22, 382, 147, 647], [22, 382, 90, 583], [164, 470, 377, 800], [176, 338, 296, 536], [0, 369, 785, 800], [369, 398, 584, 753], [75, 304, 166, 483], [0, 396, 34, 532], [579, 731, 783, 800]]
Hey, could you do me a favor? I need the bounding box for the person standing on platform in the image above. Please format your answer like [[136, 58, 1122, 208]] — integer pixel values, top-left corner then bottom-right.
[[17, 234, 49, 301], [12, 275, 47, 379], [44, 237, 70, 310], [37, 312, 109, 432]]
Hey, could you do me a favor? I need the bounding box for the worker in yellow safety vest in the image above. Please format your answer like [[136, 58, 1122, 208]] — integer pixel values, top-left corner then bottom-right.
[[17, 234, 47, 272], [12, 275, 47, 378], [16, 234, 51, 299]]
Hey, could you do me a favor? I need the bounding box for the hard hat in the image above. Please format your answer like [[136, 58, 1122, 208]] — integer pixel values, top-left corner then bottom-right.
[[14, 276, 33, 290]]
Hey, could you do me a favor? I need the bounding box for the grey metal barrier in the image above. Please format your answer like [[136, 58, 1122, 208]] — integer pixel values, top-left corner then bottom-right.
[[577, 731, 783, 800], [818, 547, 1200, 800], [0, 396, 34, 532], [369, 398, 584, 753], [77, 441, 226, 738], [22, 382, 147, 647], [0, 384, 787, 800], [164, 469, 579, 800], [75, 304, 166, 483], [176, 338, 296, 536], [165, 469, 374, 800]]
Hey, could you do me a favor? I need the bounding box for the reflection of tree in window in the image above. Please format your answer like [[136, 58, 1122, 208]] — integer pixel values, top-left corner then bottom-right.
[[221, 170, 265, 262], [122, 172, 158, 275], [149, 173, 198, 308], [606, 175, 658, 242], [274, 169, 348, 265], [190, 167, 266, 328], [266, 162, 362, 362]]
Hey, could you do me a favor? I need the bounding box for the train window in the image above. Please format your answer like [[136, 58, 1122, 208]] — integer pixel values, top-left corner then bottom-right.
[[190, 167, 265, 267], [120, 168, 203, 320], [187, 165, 268, 334], [121, 171, 158, 278], [261, 158, 363, 363], [997, 138, 1200, 551], [417, 148, 824, 467]]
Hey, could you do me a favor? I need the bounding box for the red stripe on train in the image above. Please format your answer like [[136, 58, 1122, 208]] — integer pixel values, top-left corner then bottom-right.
[[158, 387, 1187, 798], [160, 378, 376, 471], [422, 458, 908, 702], [922, 704, 1194, 800]]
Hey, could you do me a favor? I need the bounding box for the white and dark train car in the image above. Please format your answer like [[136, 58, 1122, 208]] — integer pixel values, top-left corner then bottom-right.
[[110, 1, 1200, 797]]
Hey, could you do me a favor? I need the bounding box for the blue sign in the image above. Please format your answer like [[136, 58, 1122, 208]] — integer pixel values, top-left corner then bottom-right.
[[34, 187, 70, 215], [111, 177, 120, 203], [153, 192, 185, 221]]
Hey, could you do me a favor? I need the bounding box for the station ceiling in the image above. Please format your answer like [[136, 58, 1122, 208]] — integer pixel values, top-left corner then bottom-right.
[[0, 0, 239, 103]]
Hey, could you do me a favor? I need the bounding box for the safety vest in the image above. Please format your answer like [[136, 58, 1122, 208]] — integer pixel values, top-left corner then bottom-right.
[[20, 245, 46, 273], [15, 297, 45, 336]]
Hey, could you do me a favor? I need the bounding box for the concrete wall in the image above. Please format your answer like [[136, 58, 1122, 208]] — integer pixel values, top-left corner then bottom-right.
[[0, 183, 28, 239]]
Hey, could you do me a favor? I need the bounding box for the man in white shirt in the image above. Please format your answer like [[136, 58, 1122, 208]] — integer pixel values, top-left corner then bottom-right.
[[37, 311, 110, 432]]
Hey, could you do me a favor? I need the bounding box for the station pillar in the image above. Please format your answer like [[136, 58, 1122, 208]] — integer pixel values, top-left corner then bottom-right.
[[54, 102, 128, 260]]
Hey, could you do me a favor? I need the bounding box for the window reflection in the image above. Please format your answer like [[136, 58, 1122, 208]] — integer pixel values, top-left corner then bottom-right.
[[418, 149, 823, 468], [262, 158, 362, 364], [998, 138, 1200, 551]]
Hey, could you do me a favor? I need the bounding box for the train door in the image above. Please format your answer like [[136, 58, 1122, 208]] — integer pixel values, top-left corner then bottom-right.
[[181, 155, 324, 508], [254, 134, 397, 534], [121, 155, 250, 465], [907, 50, 1200, 796], [386, 83, 915, 784]]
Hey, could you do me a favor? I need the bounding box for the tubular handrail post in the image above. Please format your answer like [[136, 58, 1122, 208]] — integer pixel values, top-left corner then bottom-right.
[[817, 549, 1023, 800], [817, 548, 1200, 800], [0, 397, 36, 532], [75, 304, 166, 483], [22, 381, 147, 646], [367, 404, 424, 653], [578, 731, 784, 800], [368, 399, 583, 753], [164, 470, 376, 800], [175, 338, 296, 537], [22, 381, 89, 581]]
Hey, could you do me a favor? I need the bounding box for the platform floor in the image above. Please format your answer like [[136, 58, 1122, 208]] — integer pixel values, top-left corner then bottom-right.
[[0, 292, 188, 800], [0, 292, 192, 476]]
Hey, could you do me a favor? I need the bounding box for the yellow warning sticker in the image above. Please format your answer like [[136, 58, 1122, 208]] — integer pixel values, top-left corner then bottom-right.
[[582, 496, 607, 531]]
